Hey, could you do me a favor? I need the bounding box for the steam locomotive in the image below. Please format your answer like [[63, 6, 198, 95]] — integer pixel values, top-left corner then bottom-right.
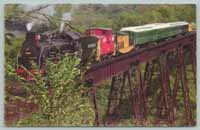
[[16, 23, 98, 80], [16, 21, 190, 80]]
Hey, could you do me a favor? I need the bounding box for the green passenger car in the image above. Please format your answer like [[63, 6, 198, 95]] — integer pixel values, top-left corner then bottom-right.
[[120, 21, 189, 46]]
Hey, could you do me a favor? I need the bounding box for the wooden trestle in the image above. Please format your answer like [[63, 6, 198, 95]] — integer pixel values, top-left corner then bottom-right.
[[84, 32, 196, 126]]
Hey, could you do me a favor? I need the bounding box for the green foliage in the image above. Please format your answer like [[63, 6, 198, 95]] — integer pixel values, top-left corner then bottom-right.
[[96, 81, 110, 121], [4, 4, 196, 33], [112, 12, 143, 31], [6, 55, 95, 126], [71, 4, 196, 32], [4, 4, 24, 20], [54, 4, 72, 18], [5, 37, 24, 63]]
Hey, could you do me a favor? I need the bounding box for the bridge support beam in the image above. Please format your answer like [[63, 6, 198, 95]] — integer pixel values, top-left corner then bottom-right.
[[156, 53, 175, 125], [104, 71, 136, 125], [134, 63, 147, 120], [91, 87, 100, 126], [178, 47, 193, 125], [156, 46, 194, 126], [190, 43, 196, 88]]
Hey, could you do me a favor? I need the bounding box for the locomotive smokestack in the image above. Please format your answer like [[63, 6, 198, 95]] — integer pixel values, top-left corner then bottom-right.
[[26, 22, 34, 32], [59, 22, 65, 32], [59, 12, 71, 32]]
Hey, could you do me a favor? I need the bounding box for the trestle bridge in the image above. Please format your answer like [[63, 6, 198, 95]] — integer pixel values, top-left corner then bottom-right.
[[84, 32, 196, 126]]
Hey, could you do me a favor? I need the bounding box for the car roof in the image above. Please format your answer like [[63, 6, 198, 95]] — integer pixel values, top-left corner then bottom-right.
[[87, 27, 112, 31], [120, 21, 188, 33]]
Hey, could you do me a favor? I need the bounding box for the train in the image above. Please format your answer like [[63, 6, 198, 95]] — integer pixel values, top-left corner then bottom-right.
[[16, 21, 191, 80]]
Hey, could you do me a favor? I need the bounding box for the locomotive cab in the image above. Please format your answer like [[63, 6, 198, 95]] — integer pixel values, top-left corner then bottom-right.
[[78, 36, 98, 63]]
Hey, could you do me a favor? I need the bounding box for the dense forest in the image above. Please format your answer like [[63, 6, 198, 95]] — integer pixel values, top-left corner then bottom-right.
[[5, 4, 196, 33], [4, 4, 196, 126]]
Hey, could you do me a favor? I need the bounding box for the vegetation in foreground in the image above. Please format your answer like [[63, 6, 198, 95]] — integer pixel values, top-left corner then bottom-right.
[[5, 47, 95, 126]]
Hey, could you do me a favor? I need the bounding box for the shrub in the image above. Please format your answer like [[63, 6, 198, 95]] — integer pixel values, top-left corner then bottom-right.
[[5, 54, 95, 126]]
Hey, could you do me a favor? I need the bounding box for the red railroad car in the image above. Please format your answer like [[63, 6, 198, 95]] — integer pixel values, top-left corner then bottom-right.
[[86, 28, 115, 60]]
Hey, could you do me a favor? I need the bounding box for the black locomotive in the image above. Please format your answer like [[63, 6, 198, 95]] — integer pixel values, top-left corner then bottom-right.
[[16, 24, 98, 80]]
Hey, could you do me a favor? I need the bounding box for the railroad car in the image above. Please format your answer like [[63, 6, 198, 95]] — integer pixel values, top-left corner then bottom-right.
[[85, 28, 115, 61], [115, 31, 134, 54], [120, 21, 189, 46]]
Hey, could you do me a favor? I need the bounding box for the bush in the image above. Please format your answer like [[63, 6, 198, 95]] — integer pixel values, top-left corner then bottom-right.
[[5, 54, 95, 126]]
